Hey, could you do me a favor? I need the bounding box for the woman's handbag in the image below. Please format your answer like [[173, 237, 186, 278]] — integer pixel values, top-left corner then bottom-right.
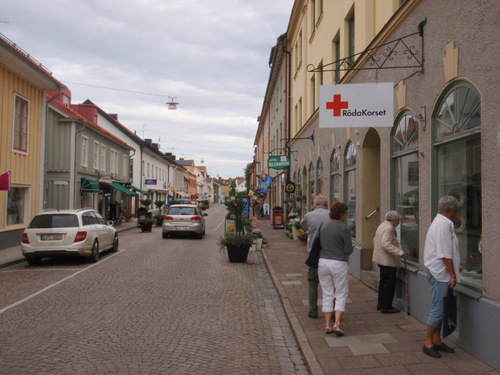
[[442, 285, 457, 337], [305, 224, 322, 268]]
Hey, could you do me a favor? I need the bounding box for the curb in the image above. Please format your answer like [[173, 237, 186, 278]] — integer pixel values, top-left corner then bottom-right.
[[261, 247, 325, 375]]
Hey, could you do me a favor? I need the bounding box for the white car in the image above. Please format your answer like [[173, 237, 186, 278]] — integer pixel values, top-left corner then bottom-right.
[[21, 208, 118, 265]]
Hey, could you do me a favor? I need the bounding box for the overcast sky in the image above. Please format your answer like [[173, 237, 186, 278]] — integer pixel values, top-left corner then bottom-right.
[[2, 0, 293, 178]]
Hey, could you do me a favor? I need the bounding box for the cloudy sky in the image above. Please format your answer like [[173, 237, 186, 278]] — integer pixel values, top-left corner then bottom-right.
[[2, 0, 293, 178]]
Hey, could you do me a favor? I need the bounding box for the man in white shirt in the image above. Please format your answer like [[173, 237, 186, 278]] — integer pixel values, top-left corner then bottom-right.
[[422, 195, 460, 358]]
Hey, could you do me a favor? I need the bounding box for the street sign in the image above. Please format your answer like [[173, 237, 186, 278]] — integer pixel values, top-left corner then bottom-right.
[[145, 179, 157, 185], [268, 156, 290, 170]]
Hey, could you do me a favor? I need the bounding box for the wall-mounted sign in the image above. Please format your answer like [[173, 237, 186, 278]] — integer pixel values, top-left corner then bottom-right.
[[145, 179, 157, 185], [268, 156, 290, 170], [320, 82, 393, 128]]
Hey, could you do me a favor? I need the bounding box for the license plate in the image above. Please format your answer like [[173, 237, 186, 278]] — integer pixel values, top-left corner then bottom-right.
[[41, 234, 63, 241], [174, 226, 189, 230]]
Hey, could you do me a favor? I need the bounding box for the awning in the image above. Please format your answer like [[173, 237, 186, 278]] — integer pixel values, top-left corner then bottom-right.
[[81, 177, 100, 193], [108, 182, 138, 197], [130, 185, 149, 196]]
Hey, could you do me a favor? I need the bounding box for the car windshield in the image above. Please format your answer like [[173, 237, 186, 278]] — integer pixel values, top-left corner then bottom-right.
[[168, 207, 197, 215], [29, 214, 79, 228]]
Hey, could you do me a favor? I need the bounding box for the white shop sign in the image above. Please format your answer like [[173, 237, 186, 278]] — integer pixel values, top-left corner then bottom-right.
[[319, 82, 394, 128]]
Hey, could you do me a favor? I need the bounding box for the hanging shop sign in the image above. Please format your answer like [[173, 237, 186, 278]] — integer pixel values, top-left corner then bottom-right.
[[268, 155, 290, 170], [319, 82, 393, 128], [285, 180, 296, 194]]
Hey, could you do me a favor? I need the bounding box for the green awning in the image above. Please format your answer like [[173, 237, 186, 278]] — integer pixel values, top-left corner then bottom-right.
[[108, 182, 138, 197], [81, 177, 100, 193], [130, 185, 149, 196]]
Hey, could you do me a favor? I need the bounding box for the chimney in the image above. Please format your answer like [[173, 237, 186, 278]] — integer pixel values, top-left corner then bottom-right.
[[145, 138, 152, 146]]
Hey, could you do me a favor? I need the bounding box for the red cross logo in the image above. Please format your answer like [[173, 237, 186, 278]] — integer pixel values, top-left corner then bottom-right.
[[326, 94, 349, 116]]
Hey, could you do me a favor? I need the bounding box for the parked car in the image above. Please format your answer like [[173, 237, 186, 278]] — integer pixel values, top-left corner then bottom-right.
[[162, 204, 207, 239], [21, 208, 118, 265]]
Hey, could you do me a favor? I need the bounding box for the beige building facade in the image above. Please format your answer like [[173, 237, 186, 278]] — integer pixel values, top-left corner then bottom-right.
[[254, 0, 500, 369]]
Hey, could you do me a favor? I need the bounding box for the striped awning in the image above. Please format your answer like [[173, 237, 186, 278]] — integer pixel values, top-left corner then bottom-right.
[[108, 182, 138, 197], [81, 177, 100, 193], [129, 185, 149, 196]]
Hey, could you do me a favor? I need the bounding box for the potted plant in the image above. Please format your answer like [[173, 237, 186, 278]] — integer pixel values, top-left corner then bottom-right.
[[298, 230, 308, 246], [253, 228, 263, 250], [219, 197, 254, 263], [292, 220, 302, 240], [138, 216, 154, 232], [261, 239, 268, 248]]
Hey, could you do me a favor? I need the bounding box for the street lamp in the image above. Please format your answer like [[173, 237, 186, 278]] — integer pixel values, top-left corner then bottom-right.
[[166, 97, 179, 110]]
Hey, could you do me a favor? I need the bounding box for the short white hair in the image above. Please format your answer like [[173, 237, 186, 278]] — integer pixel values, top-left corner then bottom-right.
[[438, 195, 459, 213], [385, 210, 401, 221], [313, 195, 328, 207]]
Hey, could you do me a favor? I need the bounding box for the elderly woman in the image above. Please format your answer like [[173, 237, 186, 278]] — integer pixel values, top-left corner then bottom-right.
[[373, 211, 408, 313], [318, 202, 353, 336]]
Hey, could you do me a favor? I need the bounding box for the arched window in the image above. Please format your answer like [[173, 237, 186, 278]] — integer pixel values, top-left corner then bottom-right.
[[330, 150, 340, 204], [433, 80, 481, 287], [344, 141, 356, 238], [392, 111, 419, 262], [308, 162, 315, 210], [316, 158, 323, 195]]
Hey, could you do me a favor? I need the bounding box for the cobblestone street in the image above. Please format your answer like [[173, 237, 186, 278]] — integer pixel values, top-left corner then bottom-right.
[[0, 205, 308, 375]]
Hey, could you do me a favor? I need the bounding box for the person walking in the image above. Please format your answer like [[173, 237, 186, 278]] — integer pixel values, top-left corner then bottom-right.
[[301, 195, 330, 319], [318, 202, 353, 336], [422, 195, 460, 358], [373, 211, 408, 313]]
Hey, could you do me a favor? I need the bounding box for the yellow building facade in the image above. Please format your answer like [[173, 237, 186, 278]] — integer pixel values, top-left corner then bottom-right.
[[0, 34, 62, 248]]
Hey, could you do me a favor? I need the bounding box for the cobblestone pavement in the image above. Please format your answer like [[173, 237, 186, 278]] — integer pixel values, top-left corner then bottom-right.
[[0, 205, 308, 375]]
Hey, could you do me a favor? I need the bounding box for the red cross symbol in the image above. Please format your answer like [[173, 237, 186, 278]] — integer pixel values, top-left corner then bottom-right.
[[326, 94, 349, 116]]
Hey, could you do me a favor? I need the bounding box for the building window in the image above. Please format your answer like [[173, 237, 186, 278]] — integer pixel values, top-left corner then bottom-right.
[[347, 12, 355, 66], [93, 141, 99, 170], [316, 158, 323, 195], [310, 74, 316, 112], [392, 111, 419, 262], [7, 186, 28, 226], [333, 34, 341, 83], [344, 141, 356, 238], [81, 136, 89, 168], [100, 144, 106, 172], [330, 150, 340, 203], [13, 94, 29, 153], [433, 81, 481, 289], [308, 162, 315, 210], [295, 31, 303, 72], [110, 149, 119, 175]]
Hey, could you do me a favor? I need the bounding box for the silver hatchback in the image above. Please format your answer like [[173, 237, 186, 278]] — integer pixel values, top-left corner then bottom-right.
[[162, 204, 207, 239], [21, 208, 118, 265]]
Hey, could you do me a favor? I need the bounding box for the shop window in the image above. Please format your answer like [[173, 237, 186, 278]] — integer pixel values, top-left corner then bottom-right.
[[344, 141, 356, 238], [6, 186, 28, 226], [433, 81, 481, 289], [392, 111, 419, 262], [316, 158, 323, 195], [308, 162, 315, 210], [330, 149, 340, 203]]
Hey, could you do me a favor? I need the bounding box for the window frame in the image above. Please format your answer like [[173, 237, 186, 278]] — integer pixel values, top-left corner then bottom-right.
[[13, 94, 30, 154]]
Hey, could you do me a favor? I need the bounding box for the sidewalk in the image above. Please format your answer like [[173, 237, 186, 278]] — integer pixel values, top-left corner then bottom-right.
[[258, 219, 498, 375], [0, 219, 139, 269]]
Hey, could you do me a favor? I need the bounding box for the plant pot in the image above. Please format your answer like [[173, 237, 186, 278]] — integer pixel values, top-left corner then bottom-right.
[[291, 226, 299, 240], [140, 222, 153, 232], [255, 238, 263, 251], [226, 244, 251, 263], [300, 240, 307, 246]]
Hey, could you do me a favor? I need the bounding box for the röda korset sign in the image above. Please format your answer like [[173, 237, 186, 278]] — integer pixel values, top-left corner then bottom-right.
[[319, 82, 393, 128]]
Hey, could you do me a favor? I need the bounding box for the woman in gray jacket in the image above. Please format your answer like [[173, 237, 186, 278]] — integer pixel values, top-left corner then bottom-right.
[[318, 202, 353, 336]]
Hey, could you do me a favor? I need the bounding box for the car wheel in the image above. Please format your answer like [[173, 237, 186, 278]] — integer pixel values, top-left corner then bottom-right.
[[89, 240, 99, 263], [162, 232, 168, 239], [196, 232, 203, 239], [25, 255, 41, 266], [110, 234, 119, 252]]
